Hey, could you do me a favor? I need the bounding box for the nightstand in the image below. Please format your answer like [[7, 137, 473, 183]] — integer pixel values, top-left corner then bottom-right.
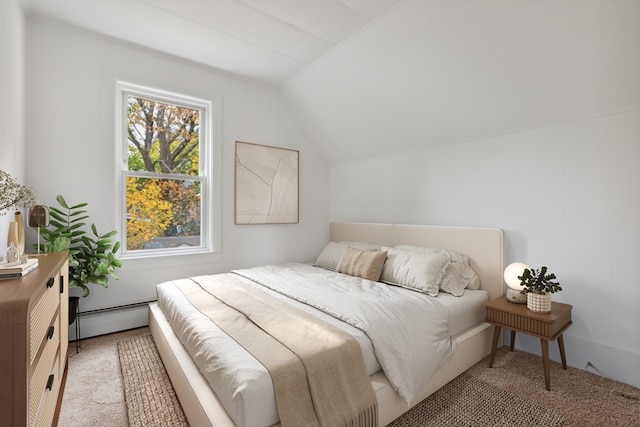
[[485, 295, 572, 391]]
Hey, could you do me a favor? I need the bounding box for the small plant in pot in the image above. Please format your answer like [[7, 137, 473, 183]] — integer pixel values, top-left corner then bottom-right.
[[34, 195, 123, 323], [518, 266, 562, 313]]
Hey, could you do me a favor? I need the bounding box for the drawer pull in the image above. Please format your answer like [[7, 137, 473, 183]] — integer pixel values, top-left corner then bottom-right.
[[46, 374, 55, 391], [47, 326, 55, 340], [47, 278, 55, 288]]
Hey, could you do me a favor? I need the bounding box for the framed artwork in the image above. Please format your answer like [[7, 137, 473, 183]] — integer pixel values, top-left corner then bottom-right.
[[235, 141, 299, 225]]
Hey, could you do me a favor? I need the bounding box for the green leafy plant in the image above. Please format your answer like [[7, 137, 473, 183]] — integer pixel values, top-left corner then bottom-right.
[[518, 266, 562, 295], [35, 195, 122, 297]]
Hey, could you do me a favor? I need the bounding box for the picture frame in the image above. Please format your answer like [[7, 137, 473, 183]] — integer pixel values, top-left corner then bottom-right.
[[234, 141, 299, 225]]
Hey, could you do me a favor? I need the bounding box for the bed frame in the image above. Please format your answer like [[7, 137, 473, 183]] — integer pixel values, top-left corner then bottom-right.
[[149, 222, 504, 426]]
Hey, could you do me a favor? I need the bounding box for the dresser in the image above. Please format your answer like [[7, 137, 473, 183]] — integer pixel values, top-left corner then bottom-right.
[[0, 252, 69, 427]]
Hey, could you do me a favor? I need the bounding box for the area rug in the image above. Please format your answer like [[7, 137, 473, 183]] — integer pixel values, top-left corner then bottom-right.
[[117, 334, 190, 427], [387, 372, 564, 426], [117, 334, 566, 427]]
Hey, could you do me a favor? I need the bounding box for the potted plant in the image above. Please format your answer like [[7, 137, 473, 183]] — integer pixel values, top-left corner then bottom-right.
[[35, 195, 123, 323], [518, 266, 562, 313]]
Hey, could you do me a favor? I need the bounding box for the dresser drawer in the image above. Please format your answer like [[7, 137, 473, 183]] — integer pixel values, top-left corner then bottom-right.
[[34, 351, 61, 427], [29, 275, 59, 364], [29, 313, 60, 426]]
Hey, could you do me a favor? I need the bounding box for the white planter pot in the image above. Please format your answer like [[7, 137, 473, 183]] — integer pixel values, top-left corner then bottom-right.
[[527, 292, 552, 313]]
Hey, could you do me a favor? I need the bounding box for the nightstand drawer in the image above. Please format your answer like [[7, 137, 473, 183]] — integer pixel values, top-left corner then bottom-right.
[[486, 308, 570, 337]]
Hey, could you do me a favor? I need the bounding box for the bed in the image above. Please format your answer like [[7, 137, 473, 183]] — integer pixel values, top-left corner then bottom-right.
[[148, 222, 504, 426]]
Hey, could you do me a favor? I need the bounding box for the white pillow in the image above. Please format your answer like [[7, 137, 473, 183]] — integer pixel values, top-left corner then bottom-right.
[[395, 245, 480, 296], [380, 247, 450, 297], [465, 275, 481, 290], [314, 242, 347, 271], [340, 241, 381, 250], [314, 241, 380, 271]]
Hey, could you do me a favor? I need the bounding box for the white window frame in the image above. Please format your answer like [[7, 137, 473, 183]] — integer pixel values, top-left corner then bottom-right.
[[115, 81, 220, 259]]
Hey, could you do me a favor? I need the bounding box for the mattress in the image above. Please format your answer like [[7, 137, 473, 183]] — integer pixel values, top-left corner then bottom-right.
[[435, 289, 488, 336], [156, 263, 487, 427]]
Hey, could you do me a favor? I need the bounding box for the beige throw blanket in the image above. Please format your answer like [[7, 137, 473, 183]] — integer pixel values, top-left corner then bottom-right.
[[176, 274, 378, 427]]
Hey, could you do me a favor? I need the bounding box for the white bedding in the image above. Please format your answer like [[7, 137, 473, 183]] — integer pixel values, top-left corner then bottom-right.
[[156, 263, 486, 427], [435, 289, 488, 336]]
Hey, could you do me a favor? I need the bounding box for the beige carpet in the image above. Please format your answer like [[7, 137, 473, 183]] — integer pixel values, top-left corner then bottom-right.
[[62, 328, 640, 427], [59, 328, 147, 427]]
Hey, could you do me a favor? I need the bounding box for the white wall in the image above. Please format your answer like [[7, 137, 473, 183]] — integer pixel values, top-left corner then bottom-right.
[[25, 16, 329, 338], [0, 0, 27, 248], [329, 108, 640, 388]]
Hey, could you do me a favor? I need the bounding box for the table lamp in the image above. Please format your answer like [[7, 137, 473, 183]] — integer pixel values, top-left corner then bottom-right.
[[28, 204, 50, 254], [504, 262, 529, 303]]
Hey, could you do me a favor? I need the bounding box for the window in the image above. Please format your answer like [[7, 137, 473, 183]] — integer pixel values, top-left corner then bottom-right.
[[116, 82, 216, 258]]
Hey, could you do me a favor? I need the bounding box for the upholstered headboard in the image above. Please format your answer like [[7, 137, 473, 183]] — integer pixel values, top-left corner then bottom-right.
[[330, 222, 505, 300]]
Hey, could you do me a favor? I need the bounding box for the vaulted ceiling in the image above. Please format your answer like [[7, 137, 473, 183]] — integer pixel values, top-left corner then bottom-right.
[[21, 0, 400, 84], [20, 1, 640, 166]]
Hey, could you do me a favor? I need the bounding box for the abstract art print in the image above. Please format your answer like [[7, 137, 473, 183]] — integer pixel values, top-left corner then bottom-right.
[[235, 141, 299, 224]]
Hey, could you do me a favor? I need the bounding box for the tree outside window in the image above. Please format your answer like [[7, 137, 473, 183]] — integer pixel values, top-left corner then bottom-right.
[[119, 84, 211, 255]]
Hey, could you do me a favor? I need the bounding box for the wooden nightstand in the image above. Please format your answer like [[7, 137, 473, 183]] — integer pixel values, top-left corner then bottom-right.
[[485, 295, 572, 391]]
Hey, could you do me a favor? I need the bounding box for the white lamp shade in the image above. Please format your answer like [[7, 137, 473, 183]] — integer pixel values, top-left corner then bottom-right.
[[504, 262, 530, 290]]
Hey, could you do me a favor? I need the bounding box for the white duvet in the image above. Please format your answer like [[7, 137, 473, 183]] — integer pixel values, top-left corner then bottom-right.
[[157, 263, 455, 427]]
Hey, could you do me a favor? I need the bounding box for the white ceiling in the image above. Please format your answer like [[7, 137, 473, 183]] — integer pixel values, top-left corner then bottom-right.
[[21, 0, 400, 84], [20, 0, 640, 166]]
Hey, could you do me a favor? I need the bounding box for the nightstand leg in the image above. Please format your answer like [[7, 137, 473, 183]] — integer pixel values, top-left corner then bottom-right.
[[510, 330, 516, 351], [541, 339, 551, 391], [558, 334, 567, 369], [489, 326, 502, 367]]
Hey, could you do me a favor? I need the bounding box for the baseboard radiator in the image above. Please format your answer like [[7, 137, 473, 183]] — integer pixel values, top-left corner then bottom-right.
[[78, 300, 157, 318]]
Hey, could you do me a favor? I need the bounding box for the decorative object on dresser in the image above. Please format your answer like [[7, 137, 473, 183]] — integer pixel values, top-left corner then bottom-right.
[[1, 170, 36, 268], [0, 251, 69, 426], [4, 241, 22, 266], [485, 295, 572, 391], [0, 257, 39, 279], [29, 204, 50, 255], [34, 195, 122, 297], [518, 266, 562, 313], [7, 211, 26, 254], [503, 262, 529, 304], [0, 169, 36, 213]]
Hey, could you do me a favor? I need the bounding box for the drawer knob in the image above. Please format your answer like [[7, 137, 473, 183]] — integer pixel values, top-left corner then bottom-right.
[[46, 374, 55, 391], [47, 326, 55, 340], [47, 278, 55, 288]]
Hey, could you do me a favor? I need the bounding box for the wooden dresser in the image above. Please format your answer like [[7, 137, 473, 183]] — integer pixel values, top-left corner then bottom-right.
[[0, 252, 69, 427]]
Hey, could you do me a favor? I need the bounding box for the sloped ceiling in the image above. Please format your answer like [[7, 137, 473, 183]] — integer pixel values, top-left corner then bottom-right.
[[282, 0, 640, 165], [21, 0, 400, 83], [20, 1, 640, 166]]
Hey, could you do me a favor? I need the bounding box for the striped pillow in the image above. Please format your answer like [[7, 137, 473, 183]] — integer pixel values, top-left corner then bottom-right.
[[336, 247, 387, 281]]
